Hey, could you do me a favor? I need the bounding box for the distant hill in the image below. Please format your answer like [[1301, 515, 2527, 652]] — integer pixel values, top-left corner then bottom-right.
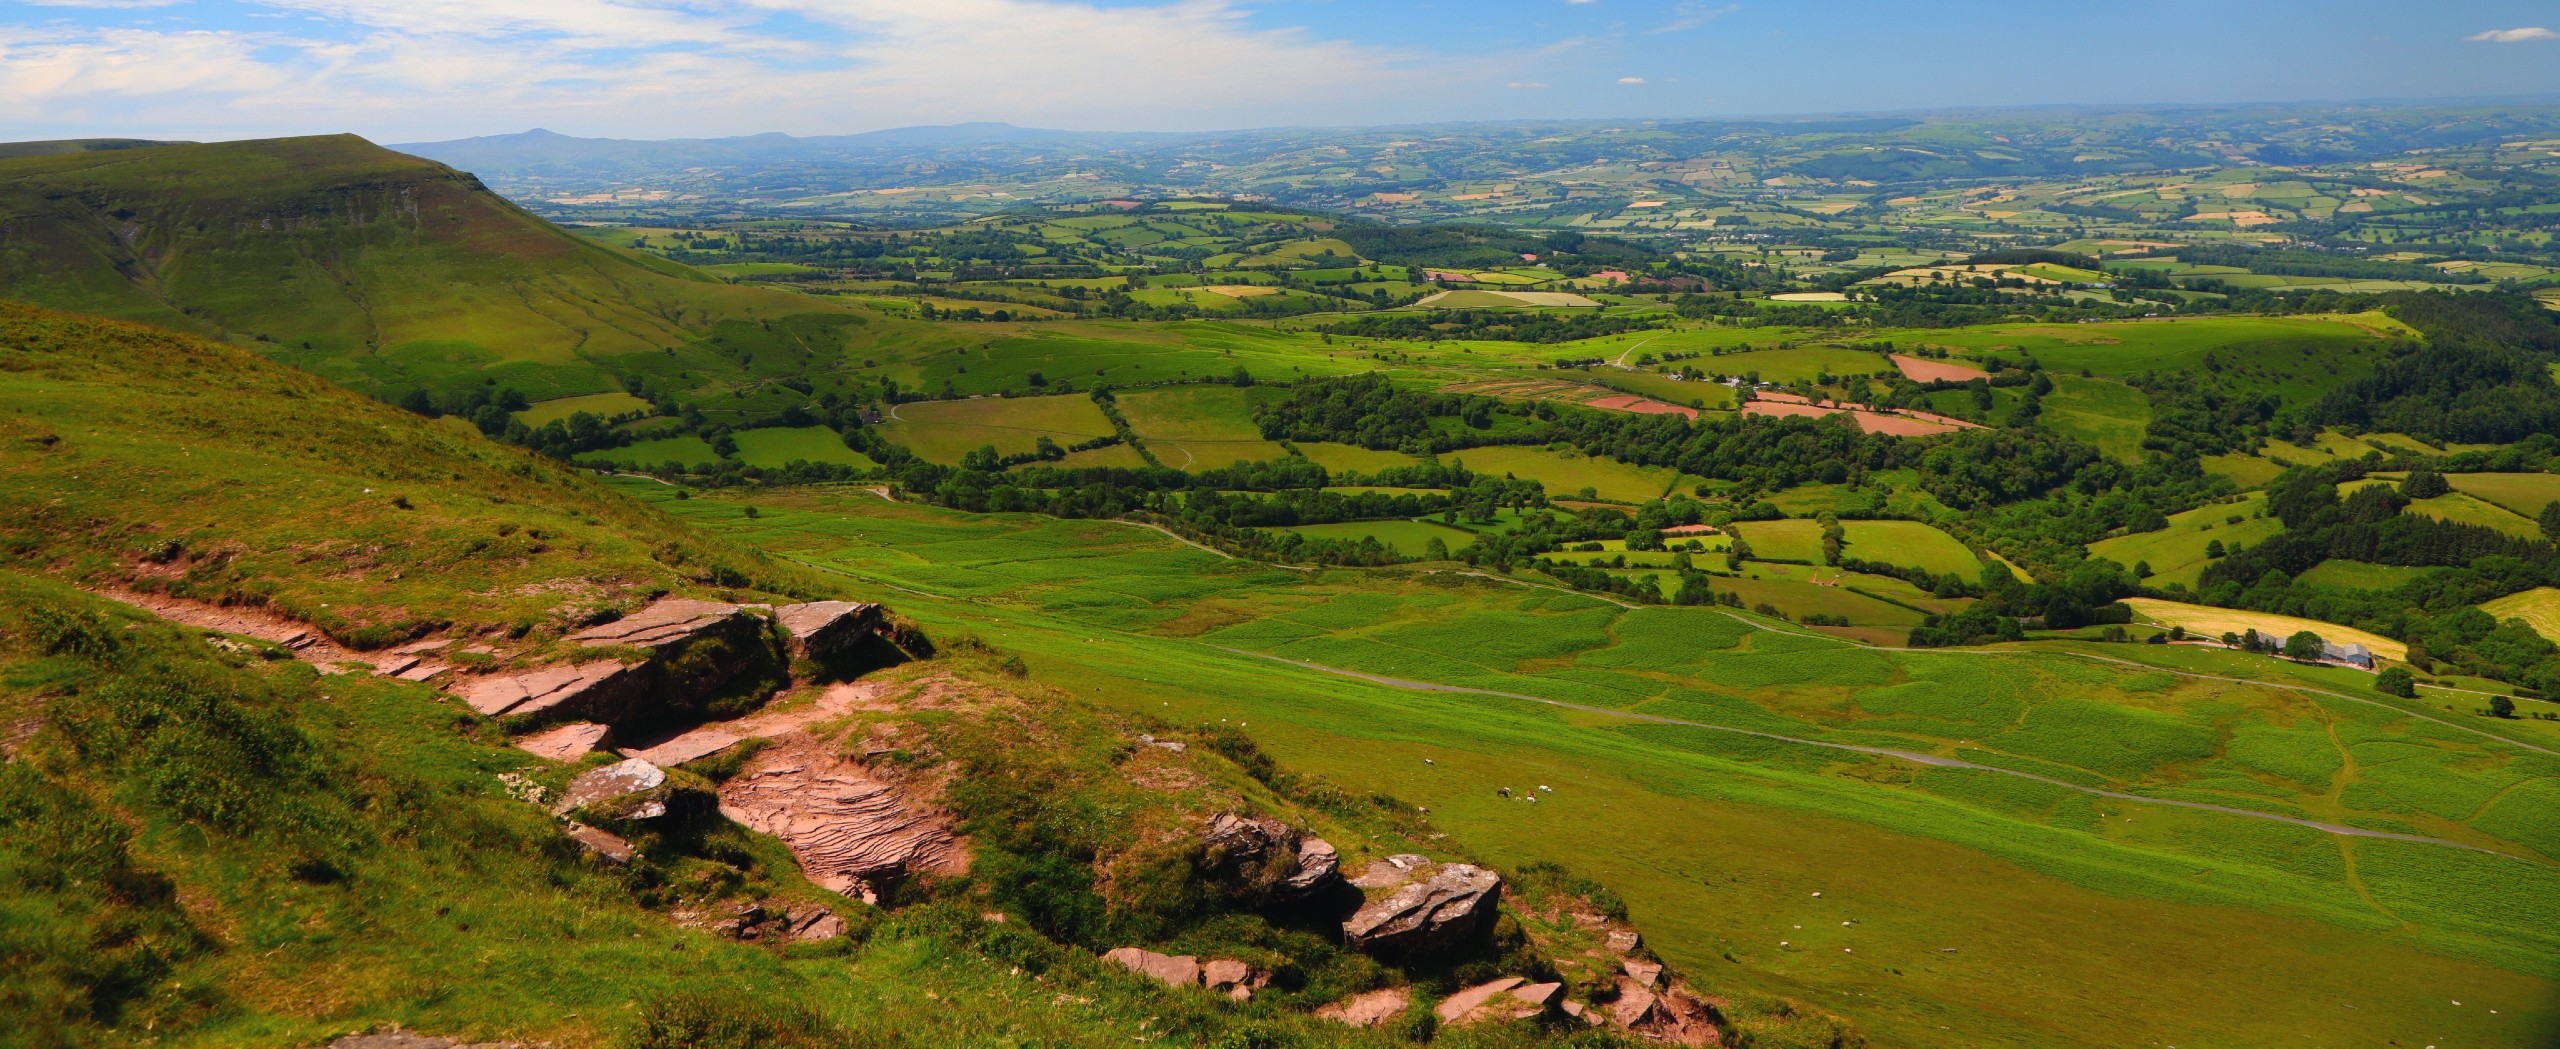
[[0, 134, 854, 402], [393, 122, 1157, 179], [0, 137, 189, 160]]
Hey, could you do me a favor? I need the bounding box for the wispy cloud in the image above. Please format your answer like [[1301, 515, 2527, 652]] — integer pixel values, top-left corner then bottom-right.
[[1651, 1, 1737, 34], [1616, 76, 1645, 84], [2468, 26, 2557, 43], [0, 0, 1476, 138]]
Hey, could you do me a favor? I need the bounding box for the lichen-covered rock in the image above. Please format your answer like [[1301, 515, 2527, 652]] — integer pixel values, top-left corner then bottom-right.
[[557, 757, 669, 819], [1281, 836, 1342, 896], [1343, 863, 1501, 955]]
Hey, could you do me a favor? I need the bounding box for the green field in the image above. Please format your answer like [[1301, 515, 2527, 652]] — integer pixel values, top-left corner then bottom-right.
[[1278, 519, 1479, 556], [2037, 374, 2150, 459], [2297, 560, 2441, 591], [517, 391, 651, 426], [638, 482, 2560, 1049], [878, 395, 1118, 461], [730, 425, 881, 469], [1446, 444, 1687, 503], [2408, 491, 2544, 539], [579, 433, 722, 469], [1112, 384, 1294, 467], [2089, 494, 2282, 589], [1729, 519, 1979, 575]]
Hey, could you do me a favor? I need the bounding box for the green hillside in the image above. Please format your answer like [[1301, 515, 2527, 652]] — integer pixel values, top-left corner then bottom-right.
[[0, 300, 813, 644], [0, 136, 854, 404]]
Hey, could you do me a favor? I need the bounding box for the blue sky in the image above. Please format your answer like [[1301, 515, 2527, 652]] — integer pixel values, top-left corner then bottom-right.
[[5, 0, 2559, 142]]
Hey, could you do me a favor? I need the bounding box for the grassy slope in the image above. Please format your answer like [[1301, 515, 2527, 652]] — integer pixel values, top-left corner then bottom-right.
[[0, 305, 1713, 1049], [0, 135, 855, 402], [0, 301, 817, 645], [656, 483, 2560, 1049]]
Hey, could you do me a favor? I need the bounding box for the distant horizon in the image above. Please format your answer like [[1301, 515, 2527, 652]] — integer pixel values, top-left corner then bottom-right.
[[6, 1, 2558, 143], [18, 88, 2560, 151]]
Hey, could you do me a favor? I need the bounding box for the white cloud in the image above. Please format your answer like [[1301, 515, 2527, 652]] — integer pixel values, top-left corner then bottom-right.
[[0, 0, 1476, 138], [1616, 76, 1645, 84], [2468, 26, 2557, 43], [1506, 80, 1548, 89]]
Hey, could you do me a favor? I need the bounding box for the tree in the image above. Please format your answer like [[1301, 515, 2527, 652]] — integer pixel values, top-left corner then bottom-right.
[[2542, 500, 2560, 542], [2401, 470, 2451, 500], [2204, 539, 2226, 558], [2284, 630, 2326, 661], [2374, 666, 2417, 698], [2488, 695, 2517, 719], [1423, 536, 1450, 562]]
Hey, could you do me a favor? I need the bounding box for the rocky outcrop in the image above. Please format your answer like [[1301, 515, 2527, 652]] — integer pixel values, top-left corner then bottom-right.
[[1102, 947, 1201, 990], [1437, 977, 1559, 1025], [514, 721, 611, 761], [1604, 975, 1724, 1045], [458, 661, 646, 722], [1343, 862, 1502, 955], [1204, 812, 1292, 862], [1202, 959, 1260, 1000], [1282, 836, 1341, 896], [717, 748, 963, 901], [1315, 988, 1410, 1027], [622, 726, 741, 767], [570, 598, 754, 650], [773, 600, 882, 660], [557, 758, 669, 820]]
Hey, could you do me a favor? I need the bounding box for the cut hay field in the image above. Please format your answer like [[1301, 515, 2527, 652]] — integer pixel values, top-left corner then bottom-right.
[[878, 395, 1116, 461], [641, 482, 2560, 1049], [2443, 472, 2560, 522], [2482, 588, 2560, 644], [2088, 494, 2279, 589], [2121, 598, 2406, 659], [1446, 445, 1688, 503]]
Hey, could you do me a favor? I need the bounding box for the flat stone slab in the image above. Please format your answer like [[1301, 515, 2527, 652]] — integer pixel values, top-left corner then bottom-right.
[[570, 598, 746, 649], [624, 728, 743, 767], [1316, 988, 1410, 1027], [515, 722, 612, 762], [566, 824, 634, 864], [455, 661, 642, 719], [1101, 947, 1200, 989], [772, 600, 881, 658], [1436, 977, 1524, 1023]]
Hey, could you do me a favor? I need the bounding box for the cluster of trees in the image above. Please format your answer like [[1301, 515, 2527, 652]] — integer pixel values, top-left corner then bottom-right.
[[2309, 293, 2560, 444], [2182, 463, 2560, 692]]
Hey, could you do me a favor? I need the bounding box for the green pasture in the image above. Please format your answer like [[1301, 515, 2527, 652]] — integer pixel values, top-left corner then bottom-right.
[[730, 425, 880, 469], [1447, 445, 1688, 503], [2088, 494, 2280, 589], [517, 391, 650, 426], [1296, 442, 1425, 475], [634, 482, 2560, 1049], [2297, 560, 2441, 592], [878, 395, 1117, 462], [1279, 519, 1480, 556], [577, 433, 720, 469], [2036, 374, 2149, 459]]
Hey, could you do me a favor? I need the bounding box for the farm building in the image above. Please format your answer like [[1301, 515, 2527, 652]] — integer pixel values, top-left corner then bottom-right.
[[2324, 641, 2375, 669]]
